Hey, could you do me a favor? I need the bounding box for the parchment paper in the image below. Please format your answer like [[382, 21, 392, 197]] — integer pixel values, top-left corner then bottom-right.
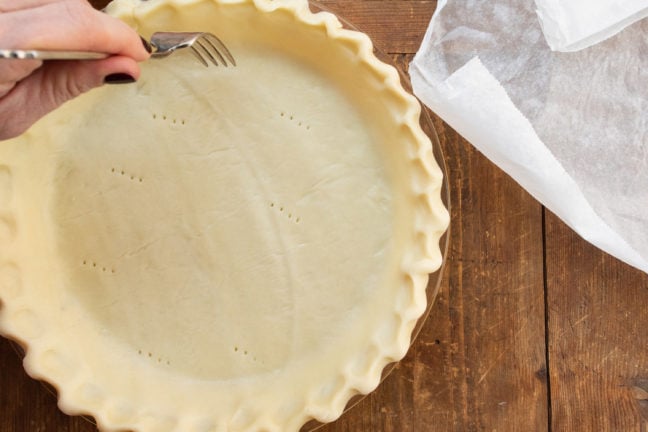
[[535, 0, 648, 51], [410, 0, 648, 272]]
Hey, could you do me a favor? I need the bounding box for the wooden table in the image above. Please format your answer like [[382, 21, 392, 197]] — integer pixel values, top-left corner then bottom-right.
[[2, 1, 647, 431]]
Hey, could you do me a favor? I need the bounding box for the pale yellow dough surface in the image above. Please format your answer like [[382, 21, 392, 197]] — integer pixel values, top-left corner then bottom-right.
[[0, 1, 448, 431]]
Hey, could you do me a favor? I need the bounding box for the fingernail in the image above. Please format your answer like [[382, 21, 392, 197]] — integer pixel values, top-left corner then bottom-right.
[[140, 36, 152, 53], [104, 73, 136, 85]]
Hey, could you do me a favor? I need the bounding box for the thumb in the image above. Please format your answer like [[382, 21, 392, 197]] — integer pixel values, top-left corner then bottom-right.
[[38, 55, 142, 103], [0, 56, 140, 140]]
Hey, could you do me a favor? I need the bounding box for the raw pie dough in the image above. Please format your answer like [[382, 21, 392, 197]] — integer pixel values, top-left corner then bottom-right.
[[0, 0, 448, 431]]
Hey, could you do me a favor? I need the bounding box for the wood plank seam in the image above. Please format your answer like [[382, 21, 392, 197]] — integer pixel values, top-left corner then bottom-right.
[[542, 206, 553, 432]]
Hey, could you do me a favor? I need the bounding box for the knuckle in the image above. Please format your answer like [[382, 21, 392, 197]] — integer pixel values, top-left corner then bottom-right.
[[60, 0, 114, 51], [64, 76, 94, 98], [61, 0, 95, 31], [63, 1, 87, 18]]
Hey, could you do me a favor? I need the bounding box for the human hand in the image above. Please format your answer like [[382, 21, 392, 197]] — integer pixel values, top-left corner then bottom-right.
[[0, 0, 150, 140]]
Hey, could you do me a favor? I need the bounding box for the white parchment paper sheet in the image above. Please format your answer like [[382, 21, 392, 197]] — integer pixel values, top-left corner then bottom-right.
[[411, 0, 648, 272], [535, 0, 648, 51]]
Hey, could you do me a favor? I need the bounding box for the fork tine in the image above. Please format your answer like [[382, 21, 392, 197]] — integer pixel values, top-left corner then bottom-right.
[[204, 33, 236, 67], [149, 32, 236, 68], [189, 45, 209, 67], [198, 37, 227, 66], [195, 39, 221, 66]]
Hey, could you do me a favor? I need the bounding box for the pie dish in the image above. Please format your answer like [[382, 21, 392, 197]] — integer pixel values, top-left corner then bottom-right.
[[0, 0, 449, 431]]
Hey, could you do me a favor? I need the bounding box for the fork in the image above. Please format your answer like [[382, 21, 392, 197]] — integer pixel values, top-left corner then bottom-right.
[[148, 32, 236, 67], [0, 32, 236, 67]]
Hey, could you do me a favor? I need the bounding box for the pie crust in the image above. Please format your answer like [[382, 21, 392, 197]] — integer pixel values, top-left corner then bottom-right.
[[0, 0, 449, 431]]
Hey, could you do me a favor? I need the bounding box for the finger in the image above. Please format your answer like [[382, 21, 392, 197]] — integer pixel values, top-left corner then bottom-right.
[[0, 1, 149, 60], [0, 0, 83, 13], [0, 55, 140, 140], [0, 58, 42, 97]]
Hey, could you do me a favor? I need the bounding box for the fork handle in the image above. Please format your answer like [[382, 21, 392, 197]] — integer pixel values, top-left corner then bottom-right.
[[0, 49, 109, 60]]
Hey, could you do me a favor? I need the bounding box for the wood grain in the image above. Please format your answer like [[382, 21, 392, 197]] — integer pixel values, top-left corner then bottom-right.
[[0, 337, 93, 432], [315, 1, 435, 53], [545, 210, 648, 432], [409, 111, 548, 432]]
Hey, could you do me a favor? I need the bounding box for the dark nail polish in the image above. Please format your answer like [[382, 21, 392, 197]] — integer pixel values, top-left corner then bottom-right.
[[104, 73, 136, 85], [140, 36, 152, 53]]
